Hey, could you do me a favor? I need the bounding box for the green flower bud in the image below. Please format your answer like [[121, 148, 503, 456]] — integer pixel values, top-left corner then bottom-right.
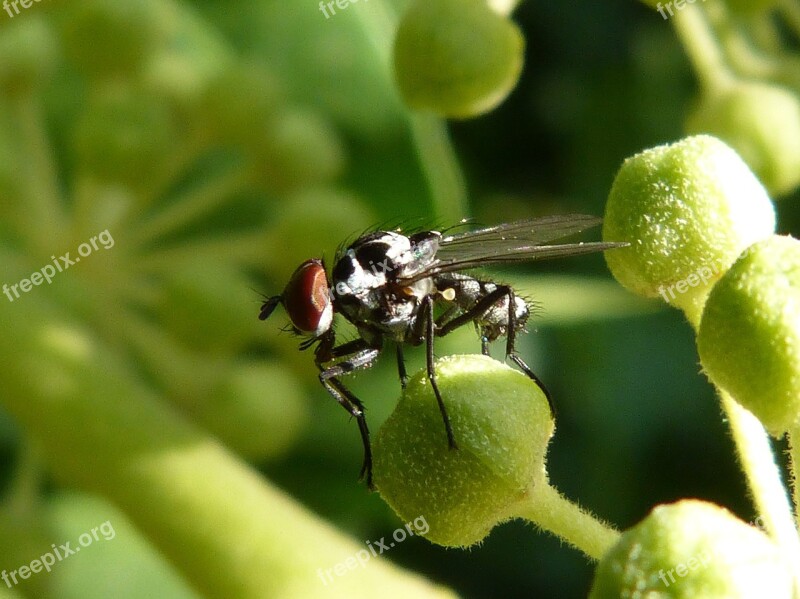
[[251, 108, 345, 191], [72, 90, 179, 189], [698, 235, 800, 435], [201, 362, 308, 460], [373, 354, 553, 547], [393, 0, 524, 119], [0, 18, 57, 94], [603, 135, 775, 322], [590, 500, 795, 598], [61, 0, 162, 77], [685, 82, 800, 197]]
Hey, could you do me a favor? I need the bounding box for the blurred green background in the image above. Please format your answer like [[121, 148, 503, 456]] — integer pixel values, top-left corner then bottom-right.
[[0, 1, 796, 598]]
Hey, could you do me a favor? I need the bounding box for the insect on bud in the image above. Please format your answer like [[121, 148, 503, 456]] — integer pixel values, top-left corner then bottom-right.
[[373, 355, 554, 547]]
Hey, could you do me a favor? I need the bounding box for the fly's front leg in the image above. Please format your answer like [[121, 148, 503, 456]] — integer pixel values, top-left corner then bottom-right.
[[316, 334, 382, 488]]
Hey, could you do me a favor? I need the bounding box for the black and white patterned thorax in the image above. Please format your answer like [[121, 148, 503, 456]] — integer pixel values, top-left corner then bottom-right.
[[330, 231, 437, 341], [330, 229, 530, 345]]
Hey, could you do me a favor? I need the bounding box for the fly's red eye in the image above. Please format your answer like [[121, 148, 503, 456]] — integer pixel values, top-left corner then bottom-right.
[[282, 259, 333, 336]]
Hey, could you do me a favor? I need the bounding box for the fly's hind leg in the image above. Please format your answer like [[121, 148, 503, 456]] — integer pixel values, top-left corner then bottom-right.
[[435, 282, 555, 416]]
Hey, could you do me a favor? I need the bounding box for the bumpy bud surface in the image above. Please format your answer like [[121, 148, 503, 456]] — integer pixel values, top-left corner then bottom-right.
[[698, 235, 800, 435], [603, 135, 775, 321], [373, 355, 553, 547], [590, 500, 794, 598]]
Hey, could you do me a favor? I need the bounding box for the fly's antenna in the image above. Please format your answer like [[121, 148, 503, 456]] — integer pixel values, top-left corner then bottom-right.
[[259, 295, 282, 321]]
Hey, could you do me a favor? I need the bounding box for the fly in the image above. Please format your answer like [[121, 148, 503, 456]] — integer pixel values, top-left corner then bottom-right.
[[259, 214, 626, 488]]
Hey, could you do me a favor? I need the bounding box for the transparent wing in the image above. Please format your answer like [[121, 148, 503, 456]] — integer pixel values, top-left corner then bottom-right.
[[401, 215, 626, 282], [440, 214, 602, 251]]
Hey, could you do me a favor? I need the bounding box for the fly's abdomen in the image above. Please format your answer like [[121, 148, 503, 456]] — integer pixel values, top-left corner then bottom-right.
[[437, 274, 529, 342], [476, 282, 529, 341]]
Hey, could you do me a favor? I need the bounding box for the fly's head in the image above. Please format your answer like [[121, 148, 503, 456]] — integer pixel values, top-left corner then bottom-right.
[[259, 258, 334, 339]]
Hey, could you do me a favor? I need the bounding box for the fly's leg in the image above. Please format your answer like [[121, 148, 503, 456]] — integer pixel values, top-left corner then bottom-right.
[[436, 283, 555, 416], [316, 334, 382, 488], [507, 352, 555, 415], [396, 344, 408, 389], [436, 285, 510, 337], [420, 295, 458, 450], [502, 287, 555, 415]]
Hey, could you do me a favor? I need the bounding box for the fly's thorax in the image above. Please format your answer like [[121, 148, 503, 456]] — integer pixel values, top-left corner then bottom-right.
[[404, 231, 441, 277], [330, 231, 406, 309], [329, 230, 439, 335]]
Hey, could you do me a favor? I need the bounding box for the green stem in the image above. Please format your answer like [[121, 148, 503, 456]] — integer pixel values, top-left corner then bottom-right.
[[354, 0, 469, 222], [683, 309, 800, 580], [720, 394, 800, 576], [0, 291, 456, 599], [409, 114, 470, 222], [672, 4, 735, 93], [695, 0, 800, 106], [512, 476, 620, 560]]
